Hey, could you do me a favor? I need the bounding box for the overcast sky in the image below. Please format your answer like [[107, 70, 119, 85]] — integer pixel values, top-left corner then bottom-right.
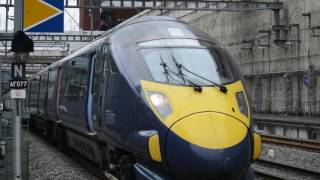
[[0, 0, 80, 32]]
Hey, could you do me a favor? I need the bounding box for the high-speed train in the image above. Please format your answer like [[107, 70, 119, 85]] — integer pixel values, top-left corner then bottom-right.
[[25, 16, 261, 180]]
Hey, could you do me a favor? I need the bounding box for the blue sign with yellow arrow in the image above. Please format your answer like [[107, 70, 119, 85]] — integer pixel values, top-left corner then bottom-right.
[[23, 0, 64, 32]]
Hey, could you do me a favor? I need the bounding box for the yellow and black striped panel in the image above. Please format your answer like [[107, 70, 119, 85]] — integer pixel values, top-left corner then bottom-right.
[[141, 80, 251, 149]]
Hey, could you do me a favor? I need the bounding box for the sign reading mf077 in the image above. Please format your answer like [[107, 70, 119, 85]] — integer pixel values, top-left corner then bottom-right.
[[10, 63, 28, 99], [23, 0, 64, 32], [9, 80, 28, 89]]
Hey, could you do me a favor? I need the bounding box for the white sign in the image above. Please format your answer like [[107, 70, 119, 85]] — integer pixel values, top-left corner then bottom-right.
[[168, 28, 184, 36], [10, 89, 26, 99], [0, 102, 3, 111]]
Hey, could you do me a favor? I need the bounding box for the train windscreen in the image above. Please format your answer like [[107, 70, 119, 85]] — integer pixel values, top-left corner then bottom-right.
[[139, 39, 236, 86]]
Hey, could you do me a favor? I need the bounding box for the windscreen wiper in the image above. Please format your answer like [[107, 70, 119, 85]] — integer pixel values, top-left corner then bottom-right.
[[177, 62, 228, 93], [159, 57, 202, 92], [167, 64, 203, 92], [159, 56, 170, 83], [169, 55, 203, 92]]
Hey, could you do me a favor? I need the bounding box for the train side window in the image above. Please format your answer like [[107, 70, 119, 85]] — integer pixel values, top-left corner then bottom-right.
[[65, 54, 89, 101]]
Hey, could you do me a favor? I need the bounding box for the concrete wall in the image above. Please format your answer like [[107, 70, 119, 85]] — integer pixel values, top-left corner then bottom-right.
[[143, 0, 320, 115]]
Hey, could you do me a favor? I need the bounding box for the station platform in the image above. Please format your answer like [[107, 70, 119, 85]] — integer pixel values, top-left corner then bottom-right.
[[253, 113, 320, 127]]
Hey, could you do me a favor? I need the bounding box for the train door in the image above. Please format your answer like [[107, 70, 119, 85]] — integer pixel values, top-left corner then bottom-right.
[[91, 45, 108, 132], [102, 44, 132, 140], [87, 50, 97, 133], [47, 67, 59, 121]]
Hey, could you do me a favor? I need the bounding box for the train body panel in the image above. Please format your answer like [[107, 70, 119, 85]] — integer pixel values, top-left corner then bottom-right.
[[26, 16, 261, 180]]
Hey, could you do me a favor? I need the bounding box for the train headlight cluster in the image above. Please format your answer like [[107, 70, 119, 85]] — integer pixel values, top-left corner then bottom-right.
[[236, 91, 249, 117], [148, 91, 172, 118]]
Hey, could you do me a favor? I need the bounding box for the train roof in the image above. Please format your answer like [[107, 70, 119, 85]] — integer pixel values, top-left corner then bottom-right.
[[30, 15, 218, 79], [110, 16, 218, 46]]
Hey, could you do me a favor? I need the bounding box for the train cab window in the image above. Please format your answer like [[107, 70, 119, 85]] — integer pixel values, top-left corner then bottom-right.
[[139, 39, 235, 86], [104, 54, 110, 72], [93, 47, 104, 94], [102, 45, 111, 73], [109, 59, 119, 74]]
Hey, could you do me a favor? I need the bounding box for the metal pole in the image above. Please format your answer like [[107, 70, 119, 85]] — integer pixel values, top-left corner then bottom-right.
[[14, 99, 21, 180], [89, 0, 94, 40], [14, 0, 22, 31], [5, 0, 9, 56], [1, 0, 9, 100], [13, 0, 23, 179], [90, 8, 93, 40]]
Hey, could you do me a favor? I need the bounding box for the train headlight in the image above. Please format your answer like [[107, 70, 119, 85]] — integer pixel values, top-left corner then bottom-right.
[[236, 91, 249, 117], [147, 91, 172, 118]]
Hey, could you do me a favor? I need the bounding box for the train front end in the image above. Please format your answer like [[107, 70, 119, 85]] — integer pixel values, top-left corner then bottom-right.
[[141, 80, 260, 179], [137, 39, 261, 179], [111, 17, 261, 179]]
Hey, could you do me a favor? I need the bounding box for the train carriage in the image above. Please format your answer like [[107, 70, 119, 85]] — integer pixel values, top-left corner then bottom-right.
[[26, 16, 261, 180]]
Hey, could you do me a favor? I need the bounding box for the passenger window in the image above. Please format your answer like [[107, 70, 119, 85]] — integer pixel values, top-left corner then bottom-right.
[[62, 54, 89, 101]]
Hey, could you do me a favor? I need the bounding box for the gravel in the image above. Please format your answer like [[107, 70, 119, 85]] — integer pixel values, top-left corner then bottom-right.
[[252, 143, 320, 180], [28, 131, 99, 180], [259, 143, 320, 172]]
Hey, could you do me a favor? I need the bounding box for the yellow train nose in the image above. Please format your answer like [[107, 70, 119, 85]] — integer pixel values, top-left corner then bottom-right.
[[165, 112, 252, 179], [170, 112, 248, 149]]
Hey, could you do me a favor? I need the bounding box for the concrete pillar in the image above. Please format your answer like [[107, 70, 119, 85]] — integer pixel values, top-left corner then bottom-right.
[[275, 126, 284, 136], [285, 128, 298, 138]]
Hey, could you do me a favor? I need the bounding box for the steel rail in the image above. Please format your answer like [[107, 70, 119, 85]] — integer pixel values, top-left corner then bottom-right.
[[255, 159, 320, 178], [254, 170, 284, 180], [261, 134, 320, 152]]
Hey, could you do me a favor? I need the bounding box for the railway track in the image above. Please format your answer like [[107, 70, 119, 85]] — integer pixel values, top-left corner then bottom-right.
[[67, 150, 112, 180], [254, 159, 320, 179], [28, 129, 116, 180], [254, 171, 284, 180], [260, 134, 320, 152]]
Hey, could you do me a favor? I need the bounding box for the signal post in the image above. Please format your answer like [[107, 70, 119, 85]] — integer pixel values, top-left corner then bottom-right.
[[9, 55, 28, 180], [10, 0, 33, 178], [8, 30, 33, 180]]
